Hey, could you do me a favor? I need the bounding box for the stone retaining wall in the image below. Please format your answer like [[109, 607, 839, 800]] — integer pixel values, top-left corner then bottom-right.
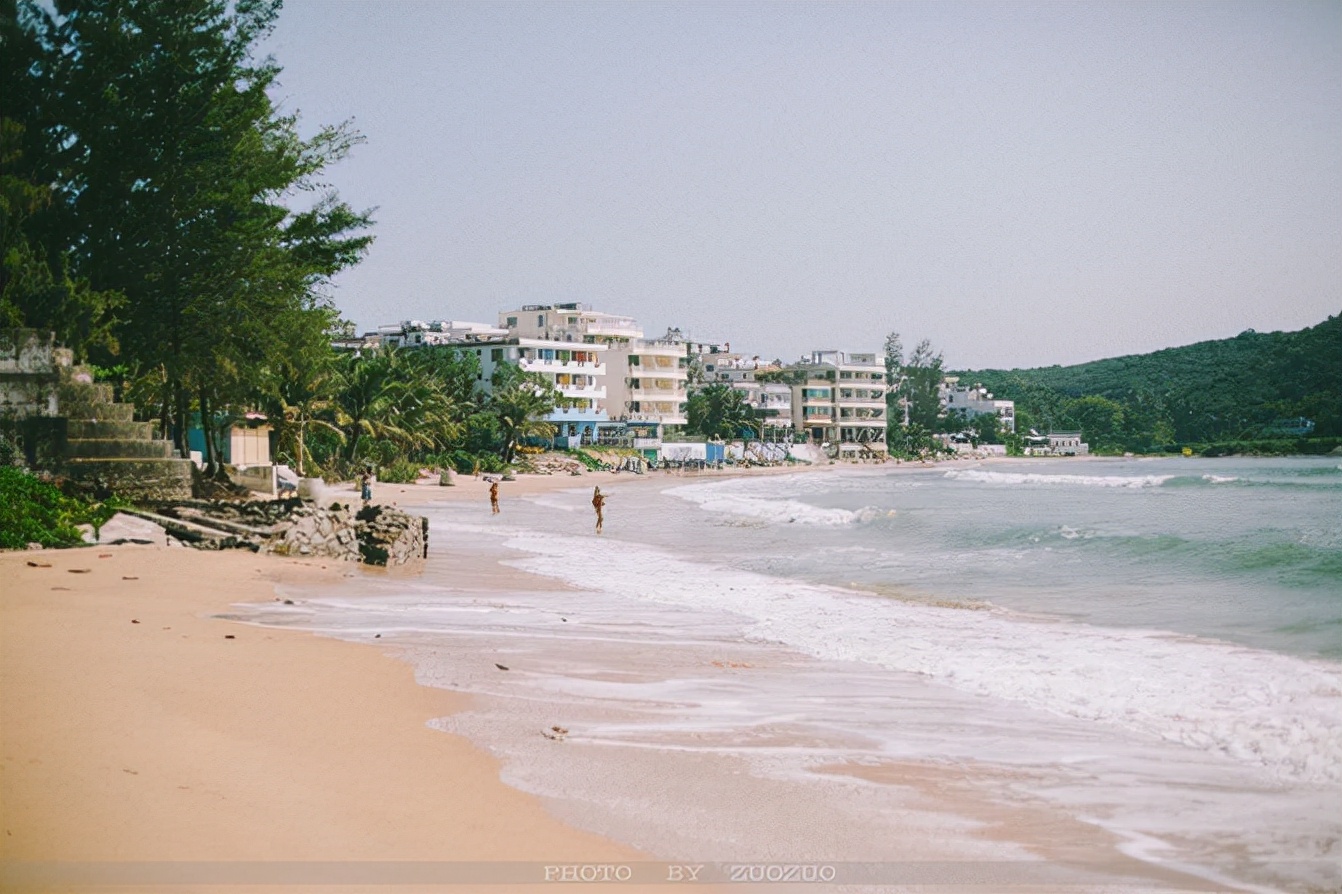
[[355, 505, 428, 566], [148, 498, 428, 567], [264, 504, 359, 561]]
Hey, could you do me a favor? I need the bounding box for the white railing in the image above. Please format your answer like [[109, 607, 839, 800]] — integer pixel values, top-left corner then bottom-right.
[[548, 405, 607, 419], [519, 358, 606, 376], [558, 385, 607, 399], [632, 386, 684, 398]]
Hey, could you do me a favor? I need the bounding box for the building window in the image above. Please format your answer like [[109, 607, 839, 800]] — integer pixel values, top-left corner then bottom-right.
[[537, 315, 545, 328], [506, 316, 517, 327], [491, 348, 503, 362]]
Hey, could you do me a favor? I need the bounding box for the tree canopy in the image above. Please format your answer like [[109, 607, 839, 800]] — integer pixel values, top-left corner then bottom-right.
[[2, 0, 373, 459], [885, 331, 944, 456], [686, 383, 757, 440], [955, 314, 1342, 450]]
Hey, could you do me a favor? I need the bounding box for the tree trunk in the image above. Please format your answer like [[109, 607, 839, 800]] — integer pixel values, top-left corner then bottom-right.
[[296, 418, 306, 477], [173, 382, 190, 459], [199, 386, 216, 474]]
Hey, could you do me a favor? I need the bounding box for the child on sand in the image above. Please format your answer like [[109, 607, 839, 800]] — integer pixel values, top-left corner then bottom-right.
[[359, 469, 373, 505], [489, 480, 500, 514], [592, 486, 606, 533]]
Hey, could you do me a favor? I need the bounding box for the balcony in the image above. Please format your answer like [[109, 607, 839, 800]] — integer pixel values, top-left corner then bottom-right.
[[580, 317, 641, 339], [519, 357, 607, 376], [630, 382, 685, 398], [558, 384, 607, 400], [636, 354, 683, 369], [547, 405, 608, 421]]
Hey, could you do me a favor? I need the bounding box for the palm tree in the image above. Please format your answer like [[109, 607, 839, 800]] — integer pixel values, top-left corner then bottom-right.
[[489, 364, 561, 463], [262, 349, 345, 476], [686, 383, 757, 441], [328, 345, 468, 468]]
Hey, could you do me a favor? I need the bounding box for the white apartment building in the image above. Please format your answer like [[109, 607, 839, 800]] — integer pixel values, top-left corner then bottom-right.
[[757, 382, 794, 436], [696, 351, 793, 437], [380, 319, 508, 347], [500, 303, 688, 428], [939, 377, 1016, 433], [376, 320, 609, 448], [790, 351, 888, 458]]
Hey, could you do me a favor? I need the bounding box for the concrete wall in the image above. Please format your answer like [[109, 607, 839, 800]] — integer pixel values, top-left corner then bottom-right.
[[0, 329, 60, 420]]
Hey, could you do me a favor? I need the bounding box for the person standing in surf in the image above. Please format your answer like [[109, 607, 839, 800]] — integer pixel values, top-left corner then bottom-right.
[[592, 486, 606, 533], [489, 479, 500, 514]]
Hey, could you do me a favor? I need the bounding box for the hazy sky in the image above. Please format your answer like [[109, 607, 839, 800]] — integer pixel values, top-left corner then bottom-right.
[[261, 1, 1340, 369]]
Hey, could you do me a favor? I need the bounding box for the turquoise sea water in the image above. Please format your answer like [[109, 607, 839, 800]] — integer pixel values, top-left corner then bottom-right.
[[243, 455, 1342, 891], [661, 455, 1342, 659]]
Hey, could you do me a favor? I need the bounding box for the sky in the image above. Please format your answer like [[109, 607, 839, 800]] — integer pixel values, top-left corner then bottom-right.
[[260, 1, 1341, 370]]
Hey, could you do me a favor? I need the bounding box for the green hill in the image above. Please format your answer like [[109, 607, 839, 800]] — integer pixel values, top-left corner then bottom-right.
[[953, 314, 1342, 452]]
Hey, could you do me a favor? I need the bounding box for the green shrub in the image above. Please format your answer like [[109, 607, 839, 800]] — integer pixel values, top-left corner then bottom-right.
[[0, 467, 117, 550], [436, 450, 507, 475], [376, 459, 423, 484], [567, 449, 605, 471]]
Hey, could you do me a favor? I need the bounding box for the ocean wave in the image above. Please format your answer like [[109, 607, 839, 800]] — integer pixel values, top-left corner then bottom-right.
[[666, 482, 888, 526], [944, 469, 1175, 488], [500, 528, 1342, 787], [946, 468, 1342, 490]]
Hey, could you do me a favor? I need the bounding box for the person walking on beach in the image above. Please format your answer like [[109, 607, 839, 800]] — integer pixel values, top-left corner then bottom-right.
[[489, 480, 500, 514], [359, 468, 373, 506], [592, 486, 606, 534]]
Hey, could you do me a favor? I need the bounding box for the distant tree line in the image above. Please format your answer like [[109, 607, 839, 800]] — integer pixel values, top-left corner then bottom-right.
[[953, 315, 1342, 454]]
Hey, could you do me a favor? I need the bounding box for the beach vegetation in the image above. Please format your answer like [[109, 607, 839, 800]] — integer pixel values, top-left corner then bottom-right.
[[0, 466, 120, 550], [372, 459, 424, 484], [886, 332, 949, 457], [4, 0, 373, 463], [686, 383, 758, 441], [956, 314, 1341, 454], [488, 363, 562, 464], [567, 449, 607, 471]]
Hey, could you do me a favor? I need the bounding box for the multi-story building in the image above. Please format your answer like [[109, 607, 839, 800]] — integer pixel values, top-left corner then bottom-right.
[[790, 350, 888, 458], [376, 319, 609, 448], [499, 304, 688, 429], [756, 382, 794, 437], [379, 319, 508, 347], [939, 377, 1016, 433], [695, 350, 793, 439]]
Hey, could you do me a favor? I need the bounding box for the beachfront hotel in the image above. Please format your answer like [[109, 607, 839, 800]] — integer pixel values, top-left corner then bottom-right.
[[355, 310, 904, 462], [696, 348, 795, 441], [499, 303, 689, 429], [378, 319, 610, 448], [791, 350, 889, 458]]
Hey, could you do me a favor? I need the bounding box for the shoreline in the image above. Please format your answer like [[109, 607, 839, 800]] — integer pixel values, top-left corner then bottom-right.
[[0, 529, 732, 893], [6, 458, 1331, 892]]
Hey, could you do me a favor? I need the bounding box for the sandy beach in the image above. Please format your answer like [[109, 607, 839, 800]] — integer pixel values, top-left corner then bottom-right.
[[2, 462, 1271, 892], [0, 470, 736, 892]]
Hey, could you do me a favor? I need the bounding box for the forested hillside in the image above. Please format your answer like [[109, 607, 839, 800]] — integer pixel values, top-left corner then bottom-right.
[[954, 314, 1342, 452]]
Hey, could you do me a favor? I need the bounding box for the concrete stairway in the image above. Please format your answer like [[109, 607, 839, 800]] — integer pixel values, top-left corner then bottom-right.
[[59, 366, 193, 502]]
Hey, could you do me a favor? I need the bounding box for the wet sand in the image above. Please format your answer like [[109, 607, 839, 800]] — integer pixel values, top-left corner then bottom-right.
[[3, 461, 1227, 893]]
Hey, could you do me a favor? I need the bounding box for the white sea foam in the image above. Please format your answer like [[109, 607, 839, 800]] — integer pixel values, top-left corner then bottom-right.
[[495, 524, 1342, 786], [944, 469, 1176, 488], [1202, 474, 1240, 484], [665, 481, 881, 525]]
